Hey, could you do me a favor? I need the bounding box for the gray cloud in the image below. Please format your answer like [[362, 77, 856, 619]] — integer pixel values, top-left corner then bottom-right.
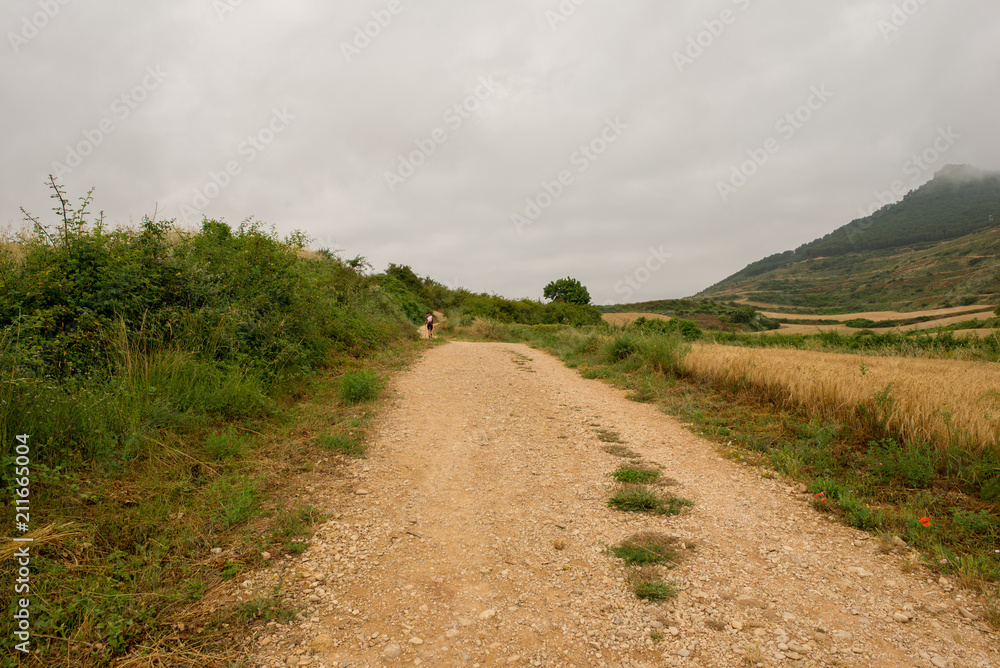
[[3, 0, 998, 304]]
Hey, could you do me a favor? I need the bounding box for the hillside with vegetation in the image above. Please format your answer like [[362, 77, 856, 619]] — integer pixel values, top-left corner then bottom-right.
[[698, 164, 1000, 311], [598, 298, 781, 332]]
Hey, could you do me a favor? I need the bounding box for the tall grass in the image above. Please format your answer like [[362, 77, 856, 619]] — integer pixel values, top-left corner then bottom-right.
[[684, 344, 1000, 455]]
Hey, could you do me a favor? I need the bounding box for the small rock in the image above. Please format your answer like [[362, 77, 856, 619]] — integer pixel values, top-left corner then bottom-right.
[[553, 539, 566, 550], [459, 618, 474, 627], [409, 637, 424, 645], [445, 629, 460, 638], [668, 626, 680, 636], [479, 609, 497, 620], [384, 643, 403, 657], [211, 548, 223, 555], [958, 607, 977, 620], [796, 483, 808, 494], [891, 536, 907, 549], [355, 489, 370, 496], [261, 551, 272, 561], [892, 613, 910, 623], [931, 658, 948, 668], [730, 620, 743, 631], [678, 649, 690, 657]]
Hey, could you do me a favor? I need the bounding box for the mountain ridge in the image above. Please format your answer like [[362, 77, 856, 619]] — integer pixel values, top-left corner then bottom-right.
[[695, 164, 1000, 310]]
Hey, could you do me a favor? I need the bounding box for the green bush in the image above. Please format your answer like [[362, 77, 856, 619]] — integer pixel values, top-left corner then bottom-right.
[[603, 336, 639, 363], [338, 370, 382, 404], [1, 188, 414, 469], [865, 439, 937, 488], [630, 316, 702, 340]]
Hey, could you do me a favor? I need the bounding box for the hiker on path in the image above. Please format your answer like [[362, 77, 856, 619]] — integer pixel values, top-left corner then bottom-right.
[[426, 313, 434, 339]]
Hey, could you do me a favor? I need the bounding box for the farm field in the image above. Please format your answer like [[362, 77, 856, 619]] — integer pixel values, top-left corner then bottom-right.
[[601, 312, 672, 326], [759, 305, 995, 322], [767, 322, 998, 336], [685, 343, 1000, 452]]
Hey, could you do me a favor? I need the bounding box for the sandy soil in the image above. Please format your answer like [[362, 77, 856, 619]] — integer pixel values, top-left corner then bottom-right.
[[243, 342, 997, 668]]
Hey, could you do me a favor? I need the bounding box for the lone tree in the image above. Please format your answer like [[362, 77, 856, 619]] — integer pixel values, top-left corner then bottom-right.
[[543, 277, 591, 305]]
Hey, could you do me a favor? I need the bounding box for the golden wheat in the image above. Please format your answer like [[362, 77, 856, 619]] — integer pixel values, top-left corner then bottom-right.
[[685, 344, 1000, 452], [602, 312, 673, 327], [759, 305, 994, 322]]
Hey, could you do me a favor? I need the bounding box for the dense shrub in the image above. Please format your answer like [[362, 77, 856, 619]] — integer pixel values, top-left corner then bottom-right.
[[0, 188, 413, 469]]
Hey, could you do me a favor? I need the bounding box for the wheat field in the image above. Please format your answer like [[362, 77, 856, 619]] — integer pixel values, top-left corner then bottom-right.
[[685, 344, 1000, 452], [602, 312, 673, 326]]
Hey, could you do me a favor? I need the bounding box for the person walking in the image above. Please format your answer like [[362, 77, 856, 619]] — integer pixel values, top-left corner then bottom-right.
[[425, 312, 434, 339]]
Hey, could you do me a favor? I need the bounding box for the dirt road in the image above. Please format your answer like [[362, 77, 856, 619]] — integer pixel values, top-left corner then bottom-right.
[[247, 342, 996, 668]]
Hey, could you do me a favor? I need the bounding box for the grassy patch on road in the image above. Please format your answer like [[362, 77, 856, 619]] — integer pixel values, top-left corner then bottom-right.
[[608, 484, 693, 516], [627, 566, 678, 602], [609, 532, 679, 565], [611, 465, 661, 484]]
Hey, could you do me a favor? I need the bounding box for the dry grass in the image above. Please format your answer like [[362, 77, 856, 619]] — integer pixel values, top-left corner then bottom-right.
[[0, 522, 84, 561], [602, 312, 673, 327], [742, 642, 766, 666], [0, 225, 30, 266], [759, 305, 995, 322], [684, 344, 1000, 452], [983, 588, 1000, 631], [603, 444, 642, 459]]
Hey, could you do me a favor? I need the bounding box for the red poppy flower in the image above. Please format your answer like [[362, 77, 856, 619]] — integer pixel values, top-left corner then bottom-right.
[[919, 517, 931, 527]]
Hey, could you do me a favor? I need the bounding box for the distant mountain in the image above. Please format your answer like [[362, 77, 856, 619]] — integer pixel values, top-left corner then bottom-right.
[[697, 165, 1000, 311]]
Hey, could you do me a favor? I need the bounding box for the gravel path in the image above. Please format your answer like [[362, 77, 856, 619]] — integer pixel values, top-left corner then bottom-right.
[[245, 342, 996, 668]]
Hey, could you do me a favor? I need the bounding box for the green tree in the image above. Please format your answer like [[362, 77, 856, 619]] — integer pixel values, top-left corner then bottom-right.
[[543, 277, 591, 305]]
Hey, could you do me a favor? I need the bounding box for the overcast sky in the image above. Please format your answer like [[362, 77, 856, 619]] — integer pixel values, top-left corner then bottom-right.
[[3, 1, 999, 304]]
